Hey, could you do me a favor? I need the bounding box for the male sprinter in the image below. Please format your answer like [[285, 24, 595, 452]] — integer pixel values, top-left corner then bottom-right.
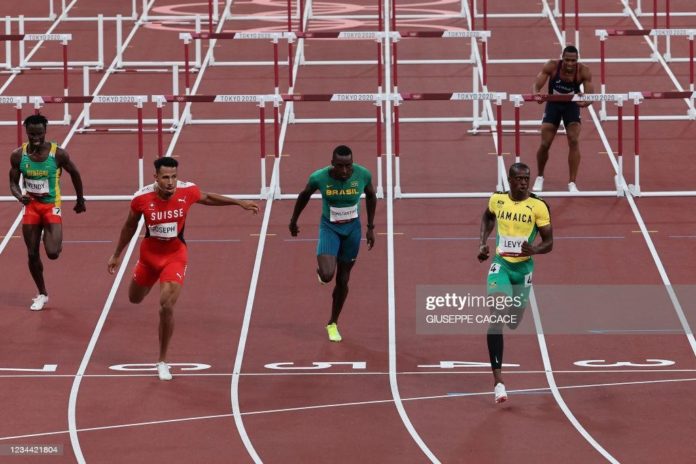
[[532, 45, 593, 192], [289, 145, 377, 342], [9, 114, 86, 310], [108, 157, 259, 381], [478, 163, 553, 403]]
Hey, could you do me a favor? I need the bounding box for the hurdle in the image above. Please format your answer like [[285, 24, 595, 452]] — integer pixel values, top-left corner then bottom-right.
[[30, 95, 148, 191], [510, 93, 629, 197], [0, 96, 28, 147], [116, 15, 204, 70], [153, 93, 278, 198], [596, 28, 696, 119], [390, 91, 506, 198], [275, 92, 385, 199], [80, 66, 181, 130], [627, 91, 696, 197], [180, 31, 295, 94], [12, 16, 104, 70]]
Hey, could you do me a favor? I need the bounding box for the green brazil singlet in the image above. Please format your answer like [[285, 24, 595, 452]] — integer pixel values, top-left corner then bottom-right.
[[19, 142, 61, 205], [308, 163, 372, 222]]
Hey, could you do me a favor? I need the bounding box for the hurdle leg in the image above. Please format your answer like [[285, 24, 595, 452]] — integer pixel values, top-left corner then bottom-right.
[[631, 97, 641, 196], [375, 97, 384, 199], [5, 17, 12, 70], [62, 39, 70, 124], [83, 66, 90, 126], [116, 14, 123, 68], [137, 102, 144, 189], [172, 65, 180, 126], [15, 101, 23, 148], [18, 16, 25, 68], [393, 99, 402, 198], [97, 14, 104, 70], [259, 102, 268, 197]]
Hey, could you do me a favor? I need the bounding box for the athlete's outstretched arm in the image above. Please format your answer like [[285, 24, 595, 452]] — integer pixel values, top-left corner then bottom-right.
[[364, 181, 377, 249], [57, 149, 86, 213], [197, 192, 259, 213], [8, 149, 30, 205], [478, 207, 496, 262], [108, 209, 142, 274], [288, 183, 317, 236], [521, 224, 553, 256]]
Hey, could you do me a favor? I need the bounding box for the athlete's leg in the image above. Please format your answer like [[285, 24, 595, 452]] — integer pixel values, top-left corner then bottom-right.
[[158, 281, 182, 362], [566, 122, 581, 183], [330, 260, 355, 324], [317, 254, 337, 284], [128, 280, 153, 304], [42, 222, 62, 260], [536, 123, 559, 177], [22, 224, 47, 295]]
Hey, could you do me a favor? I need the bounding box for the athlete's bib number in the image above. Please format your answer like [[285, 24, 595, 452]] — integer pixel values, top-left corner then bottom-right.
[[149, 222, 178, 238], [25, 178, 49, 195], [330, 205, 358, 223], [498, 235, 526, 256]]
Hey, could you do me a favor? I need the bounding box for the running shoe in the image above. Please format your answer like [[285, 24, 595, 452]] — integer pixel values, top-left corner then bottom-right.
[[532, 176, 544, 192], [494, 382, 508, 403], [568, 182, 579, 193], [30, 294, 49, 311], [326, 323, 342, 342], [157, 362, 173, 381]]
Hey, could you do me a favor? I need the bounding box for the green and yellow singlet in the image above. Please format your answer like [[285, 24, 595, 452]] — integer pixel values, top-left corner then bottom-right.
[[19, 142, 61, 205], [488, 192, 550, 263]]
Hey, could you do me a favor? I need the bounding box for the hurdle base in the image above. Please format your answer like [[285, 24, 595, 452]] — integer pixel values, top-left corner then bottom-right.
[[394, 186, 402, 199], [628, 184, 641, 197], [614, 175, 625, 197]]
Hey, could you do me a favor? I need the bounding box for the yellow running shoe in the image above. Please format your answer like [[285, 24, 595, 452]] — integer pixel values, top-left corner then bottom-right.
[[326, 323, 342, 342]]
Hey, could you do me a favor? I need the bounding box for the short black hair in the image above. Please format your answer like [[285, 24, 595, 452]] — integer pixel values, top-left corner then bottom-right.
[[508, 162, 530, 177], [562, 45, 579, 56], [154, 157, 178, 173], [24, 114, 49, 128], [332, 145, 352, 158]]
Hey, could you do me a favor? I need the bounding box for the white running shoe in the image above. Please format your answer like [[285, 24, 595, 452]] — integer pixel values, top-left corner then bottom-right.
[[532, 176, 544, 192], [568, 182, 579, 193], [30, 294, 49, 311], [156, 362, 172, 381], [494, 382, 508, 403]]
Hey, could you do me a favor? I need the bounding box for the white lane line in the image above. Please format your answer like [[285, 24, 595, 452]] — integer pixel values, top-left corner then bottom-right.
[[530, 289, 620, 463], [5, 375, 696, 442], [384, 0, 441, 461]]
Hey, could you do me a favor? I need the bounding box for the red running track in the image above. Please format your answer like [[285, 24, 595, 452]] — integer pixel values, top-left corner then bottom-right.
[[1, 0, 696, 462]]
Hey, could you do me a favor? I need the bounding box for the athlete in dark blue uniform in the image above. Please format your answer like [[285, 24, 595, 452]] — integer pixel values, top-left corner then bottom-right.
[[531, 45, 594, 192]]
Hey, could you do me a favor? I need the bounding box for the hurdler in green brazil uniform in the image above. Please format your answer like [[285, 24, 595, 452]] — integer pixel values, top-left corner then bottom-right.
[[9, 114, 86, 311], [477, 162, 553, 404], [289, 145, 377, 342]]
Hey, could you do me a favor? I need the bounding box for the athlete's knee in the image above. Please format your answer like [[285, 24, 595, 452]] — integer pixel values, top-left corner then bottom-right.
[[27, 250, 41, 262], [159, 302, 174, 318], [46, 249, 61, 260], [318, 268, 335, 284]]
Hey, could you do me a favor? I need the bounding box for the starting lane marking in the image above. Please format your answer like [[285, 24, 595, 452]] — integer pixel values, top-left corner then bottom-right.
[[265, 361, 366, 370], [109, 363, 211, 372], [0, 364, 57, 373], [3, 376, 696, 442], [574, 359, 675, 368]]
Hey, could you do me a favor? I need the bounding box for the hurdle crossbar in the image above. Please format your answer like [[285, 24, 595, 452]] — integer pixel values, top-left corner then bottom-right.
[[511, 93, 628, 197], [154, 94, 278, 197], [31, 95, 148, 188]]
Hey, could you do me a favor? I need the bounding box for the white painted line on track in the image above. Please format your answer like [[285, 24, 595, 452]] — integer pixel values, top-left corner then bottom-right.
[[530, 288, 620, 463], [4, 375, 696, 443]]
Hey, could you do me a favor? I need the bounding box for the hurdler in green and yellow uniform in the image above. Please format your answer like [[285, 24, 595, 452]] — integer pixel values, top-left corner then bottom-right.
[[9, 114, 85, 311], [478, 162, 553, 404], [308, 162, 372, 261], [289, 145, 377, 343], [485, 190, 550, 307], [19, 141, 63, 224]]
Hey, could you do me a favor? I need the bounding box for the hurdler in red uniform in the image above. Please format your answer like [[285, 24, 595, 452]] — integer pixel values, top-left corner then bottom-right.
[[130, 181, 201, 288], [108, 157, 259, 381]]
